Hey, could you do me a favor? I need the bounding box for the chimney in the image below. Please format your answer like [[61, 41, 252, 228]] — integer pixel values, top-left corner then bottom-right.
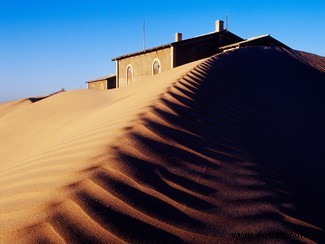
[[215, 20, 224, 32], [175, 32, 182, 42]]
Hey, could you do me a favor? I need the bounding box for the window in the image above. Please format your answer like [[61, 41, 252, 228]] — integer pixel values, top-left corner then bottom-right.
[[126, 65, 133, 84], [100, 83, 104, 90], [152, 58, 161, 75], [91, 85, 95, 89]]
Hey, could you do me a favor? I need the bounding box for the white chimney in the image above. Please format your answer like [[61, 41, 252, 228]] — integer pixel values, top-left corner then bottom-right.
[[215, 20, 224, 32], [175, 32, 182, 42]]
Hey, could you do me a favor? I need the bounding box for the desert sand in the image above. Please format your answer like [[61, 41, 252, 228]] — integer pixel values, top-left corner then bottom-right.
[[0, 47, 324, 243]]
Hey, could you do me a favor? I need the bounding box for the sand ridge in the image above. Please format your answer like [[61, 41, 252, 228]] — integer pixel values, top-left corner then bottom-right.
[[0, 59, 202, 242], [1, 47, 325, 243]]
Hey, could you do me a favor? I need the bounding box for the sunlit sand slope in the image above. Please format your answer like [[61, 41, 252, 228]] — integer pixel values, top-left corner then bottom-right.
[[1, 47, 324, 243]]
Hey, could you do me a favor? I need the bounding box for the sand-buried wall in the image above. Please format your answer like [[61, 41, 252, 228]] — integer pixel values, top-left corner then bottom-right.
[[117, 48, 172, 87]]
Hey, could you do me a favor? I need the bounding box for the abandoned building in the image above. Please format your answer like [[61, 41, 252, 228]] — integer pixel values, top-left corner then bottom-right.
[[87, 20, 289, 90], [111, 20, 243, 88], [86, 74, 116, 90]]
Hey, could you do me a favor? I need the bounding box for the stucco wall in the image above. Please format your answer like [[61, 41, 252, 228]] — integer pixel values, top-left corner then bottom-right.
[[174, 38, 219, 67], [87, 80, 107, 90], [117, 47, 172, 87], [174, 32, 242, 67]]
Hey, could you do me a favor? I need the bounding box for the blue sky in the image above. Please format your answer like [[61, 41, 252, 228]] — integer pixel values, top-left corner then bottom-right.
[[0, 0, 324, 102]]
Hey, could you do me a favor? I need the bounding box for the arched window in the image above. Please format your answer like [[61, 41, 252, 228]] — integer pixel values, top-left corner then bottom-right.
[[152, 58, 161, 75], [126, 65, 133, 84]]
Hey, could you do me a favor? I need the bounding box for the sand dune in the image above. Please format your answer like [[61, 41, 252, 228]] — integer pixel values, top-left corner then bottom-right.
[[1, 47, 325, 243], [287, 49, 325, 72]]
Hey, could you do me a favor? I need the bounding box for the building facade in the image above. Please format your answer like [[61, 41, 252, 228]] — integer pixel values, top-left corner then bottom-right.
[[87, 20, 290, 90], [112, 20, 243, 88], [114, 48, 172, 87]]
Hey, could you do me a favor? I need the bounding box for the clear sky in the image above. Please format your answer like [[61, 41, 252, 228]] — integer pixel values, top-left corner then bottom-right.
[[0, 0, 324, 102]]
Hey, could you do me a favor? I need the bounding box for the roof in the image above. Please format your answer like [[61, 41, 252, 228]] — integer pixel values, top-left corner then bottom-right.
[[112, 30, 243, 61], [219, 34, 290, 50], [112, 44, 172, 61], [86, 74, 116, 83]]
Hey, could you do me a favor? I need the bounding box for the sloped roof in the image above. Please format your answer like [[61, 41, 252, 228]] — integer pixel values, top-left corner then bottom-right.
[[112, 30, 243, 61], [86, 74, 116, 83], [219, 34, 290, 50]]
